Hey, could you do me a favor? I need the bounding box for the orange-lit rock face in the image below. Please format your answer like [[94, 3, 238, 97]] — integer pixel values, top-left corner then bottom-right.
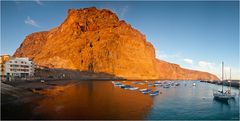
[[156, 59, 219, 80], [13, 7, 219, 80]]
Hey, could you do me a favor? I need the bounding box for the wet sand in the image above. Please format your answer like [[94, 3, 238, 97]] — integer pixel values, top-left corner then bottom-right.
[[3, 80, 79, 90]]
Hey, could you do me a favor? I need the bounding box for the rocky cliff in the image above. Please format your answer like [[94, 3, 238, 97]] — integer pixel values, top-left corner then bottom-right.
[[13, 7, 219, 80]]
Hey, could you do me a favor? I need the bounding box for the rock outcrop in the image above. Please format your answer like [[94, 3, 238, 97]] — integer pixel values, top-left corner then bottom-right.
[[13, 7, 219, 80]]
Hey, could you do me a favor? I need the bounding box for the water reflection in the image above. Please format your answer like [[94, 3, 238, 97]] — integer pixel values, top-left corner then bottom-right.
[[3, 80, 237, 120], [145, 81, 239, 120], [33, 81, 153, 120], [213, 98, 230, 105]]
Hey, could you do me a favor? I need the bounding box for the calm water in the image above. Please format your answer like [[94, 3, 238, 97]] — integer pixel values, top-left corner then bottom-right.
[[3, 80, 240, 120]]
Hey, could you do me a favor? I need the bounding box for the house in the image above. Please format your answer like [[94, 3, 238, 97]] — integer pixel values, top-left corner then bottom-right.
[[0, 55, 35, 81]]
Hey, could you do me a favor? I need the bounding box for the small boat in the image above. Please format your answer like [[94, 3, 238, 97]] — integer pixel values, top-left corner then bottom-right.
[[123, 85, 138, 90], [129, 86, 139, 90], [139, 88, 148, 92], [150, 90, 160, 96], [175, 83, 180, 86], [114, 83, 122, 87], [192, 83, 196, 86], [120, 85, 126, 88], [133, 82, 139, 84], [134, 82, 145, 85], [124, 85, 132, 89], [113, 81, 120, 84], [141, 89, 152, 94], [148, 83, 153, 86], [154, 82, 162, 86], [163, 84, 170, 88]]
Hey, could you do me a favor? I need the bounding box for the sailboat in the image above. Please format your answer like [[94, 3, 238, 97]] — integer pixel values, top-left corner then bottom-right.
[[213, 62, 236, 101]]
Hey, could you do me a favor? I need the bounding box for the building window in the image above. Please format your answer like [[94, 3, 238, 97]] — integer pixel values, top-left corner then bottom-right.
[[21, 65, 29, 68], [9, 61, 12, 63], [15, 61, 17, 63]]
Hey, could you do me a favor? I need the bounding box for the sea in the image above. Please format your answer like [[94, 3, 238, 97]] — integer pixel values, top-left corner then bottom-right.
[[1, 80, 239, 120]]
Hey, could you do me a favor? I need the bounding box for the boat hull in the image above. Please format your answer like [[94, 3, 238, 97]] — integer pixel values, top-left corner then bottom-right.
[[213, 92, 235, 102], [149, 91, 160, 96]]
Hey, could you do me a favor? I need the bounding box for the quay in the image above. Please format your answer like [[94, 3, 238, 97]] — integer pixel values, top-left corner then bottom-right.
[[200, 80, 240, 88]]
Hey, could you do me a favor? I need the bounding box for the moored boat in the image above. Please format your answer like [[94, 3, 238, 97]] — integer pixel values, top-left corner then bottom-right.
[[148, 83, 153, 86], [124, 85, 132, 89], [114, 83, 124, 87], [139, 88, 147, 92], [175, 83, 180, 86], [123, 85, 138, 90], [141, 89, 152, 94], [192, 83, 196, 86], [213, 62, 236, 101], [213, 91, 231, 101], [149, 90, 160, 96], [129, 86, 139, 90], [154, 82, 162, 86], [120, 85, 126, 88], [163, 84, 170, 88]]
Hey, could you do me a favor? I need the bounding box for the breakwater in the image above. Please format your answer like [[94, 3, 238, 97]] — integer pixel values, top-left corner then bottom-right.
[[200, 80, 240, 88]]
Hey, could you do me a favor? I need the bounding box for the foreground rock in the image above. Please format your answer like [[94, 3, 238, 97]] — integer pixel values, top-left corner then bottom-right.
[[14, 7, 218, 80]]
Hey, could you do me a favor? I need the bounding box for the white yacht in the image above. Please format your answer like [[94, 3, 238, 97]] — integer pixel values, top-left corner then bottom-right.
[[213, 62, 236, 101]]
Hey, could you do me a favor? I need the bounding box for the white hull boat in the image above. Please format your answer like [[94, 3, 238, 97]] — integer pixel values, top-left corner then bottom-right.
[[213, 62, 236, 101], [150, 90, 160, 96], [129, 87, 139, 90], [192, 83, 196, 86]]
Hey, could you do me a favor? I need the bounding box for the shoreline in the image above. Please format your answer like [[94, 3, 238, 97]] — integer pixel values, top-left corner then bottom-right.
[[3, 79, 239, 93], [2, 79, 225, 91]]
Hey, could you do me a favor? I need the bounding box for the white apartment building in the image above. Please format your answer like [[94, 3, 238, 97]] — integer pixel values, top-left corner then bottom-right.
[[4, 57, 35, 78]]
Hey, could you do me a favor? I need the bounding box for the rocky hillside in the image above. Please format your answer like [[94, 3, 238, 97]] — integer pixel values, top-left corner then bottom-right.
[[14, 7, 219, 80]]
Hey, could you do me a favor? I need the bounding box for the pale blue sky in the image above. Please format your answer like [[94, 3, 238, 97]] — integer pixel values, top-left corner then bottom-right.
[[1, 1, 239, 79]]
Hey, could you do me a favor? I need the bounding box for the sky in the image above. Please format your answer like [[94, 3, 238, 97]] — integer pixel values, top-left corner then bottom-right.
[[1, 1, 239, 79]]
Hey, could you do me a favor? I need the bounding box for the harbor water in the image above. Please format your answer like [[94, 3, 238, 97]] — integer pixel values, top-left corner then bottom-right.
[[2, 80, 239, 120]]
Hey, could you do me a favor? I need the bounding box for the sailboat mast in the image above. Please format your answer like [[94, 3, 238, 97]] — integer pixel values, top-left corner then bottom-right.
[[230, 68, 231, 93], [222, 62, 224, 92]]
